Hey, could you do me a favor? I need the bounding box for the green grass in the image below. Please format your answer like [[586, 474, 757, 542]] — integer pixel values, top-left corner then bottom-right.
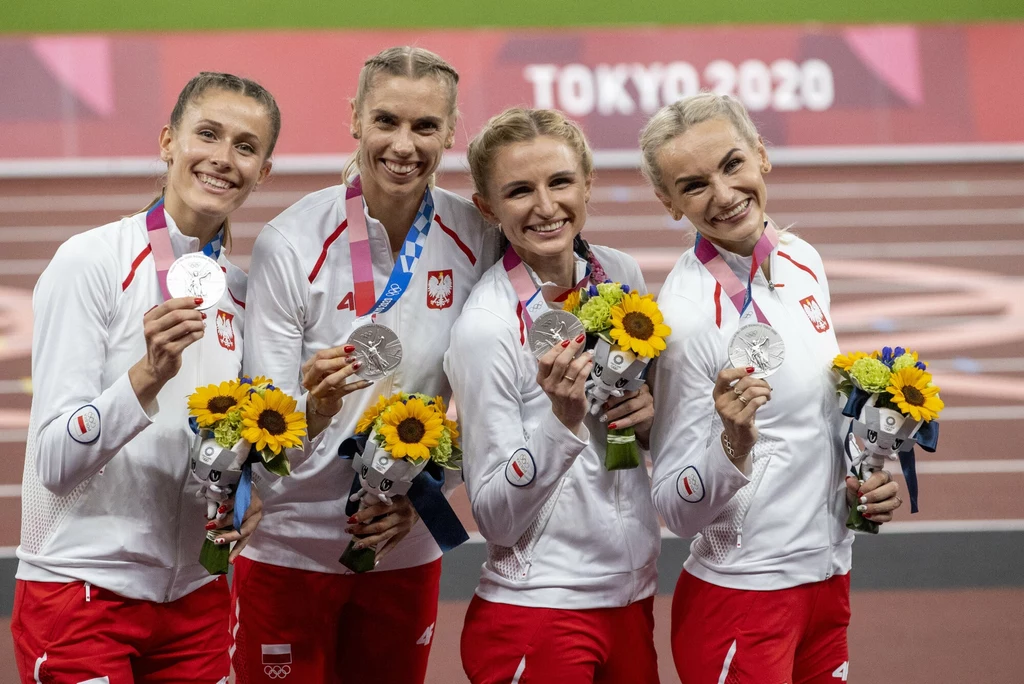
[[1, 0, 1023, 34]]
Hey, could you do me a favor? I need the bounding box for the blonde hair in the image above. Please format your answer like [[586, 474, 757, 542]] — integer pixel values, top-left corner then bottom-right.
[[639, 92, 759, 194], [467, 107, 594, 198], [343, 46, 460, 183]]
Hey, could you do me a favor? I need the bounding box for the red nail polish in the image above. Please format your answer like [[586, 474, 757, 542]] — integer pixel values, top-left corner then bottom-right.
[[215, 538, 226, 545], [608, 423, 618, 430], [344, 344, 355, 353], [745, 366, 755, 373], [575, 333, 585, 343], [352, 362, 362, 369], [201, 312, 207, 319], [857, 491, 863, 498], [205, 521, 217, 530], [348, 516, 357, 524], [863, 513, 872, 519], [217, 505, 227, 514], [561, 340, 571, 348], [194, 297, 204, 305]]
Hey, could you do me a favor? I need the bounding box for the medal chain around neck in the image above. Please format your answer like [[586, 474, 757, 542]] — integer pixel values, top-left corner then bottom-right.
[[694, 221, 779, 325], [344, 176, 435, 319]]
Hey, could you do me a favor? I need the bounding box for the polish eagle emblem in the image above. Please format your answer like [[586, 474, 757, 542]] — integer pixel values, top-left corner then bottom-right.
[[426, 269, 454, 310]]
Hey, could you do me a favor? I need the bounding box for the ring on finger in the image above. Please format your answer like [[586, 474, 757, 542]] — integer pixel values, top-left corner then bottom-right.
[[738, 395, 749, 405], [563, 374, 577, 382], [734, 387, 743, 396]]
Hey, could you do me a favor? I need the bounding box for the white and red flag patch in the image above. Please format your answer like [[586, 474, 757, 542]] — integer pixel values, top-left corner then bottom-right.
[[67, 405, 101, 444], [426, 269, 454, 310], [261, 643, 292, 665], [676, 465, 705, 503], [505, 448, 536, 487], [216, 309, 236, 350]]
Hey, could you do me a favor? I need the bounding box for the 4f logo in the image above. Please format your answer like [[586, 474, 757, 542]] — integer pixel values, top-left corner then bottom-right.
[[337, 292, 355, 311], [800, 295, 830, 333], [832, 662, 849, 681]]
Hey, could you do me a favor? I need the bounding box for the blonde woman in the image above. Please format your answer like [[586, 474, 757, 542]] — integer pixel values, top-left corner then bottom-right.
[[445, 108, 661, 684], [642, 93, 902, 683], [233, 47, 500, 683]]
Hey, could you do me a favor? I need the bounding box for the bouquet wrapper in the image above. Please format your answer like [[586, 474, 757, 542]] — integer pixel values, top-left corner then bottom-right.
[[190, 437, 248, 574], [587, 337, 650, 471], [339, 432, 428, 573], [842, 390, 935, 533]]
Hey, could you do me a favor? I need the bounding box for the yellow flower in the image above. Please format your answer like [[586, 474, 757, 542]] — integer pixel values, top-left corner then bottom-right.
[[240, 388, 307, 455], [887, 367, 944, 422], [432, 395, 460, 441], [356, 394, 400, 434], [609, 292, 671, 358], [562, 289, 582, 314], [378, 397, 444, 462], [833, 351, 869, 372], [188, 381, 250, 427]]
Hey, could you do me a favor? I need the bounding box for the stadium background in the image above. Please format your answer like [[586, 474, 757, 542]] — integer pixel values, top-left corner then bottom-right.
[[1, 3, 1023, 682]]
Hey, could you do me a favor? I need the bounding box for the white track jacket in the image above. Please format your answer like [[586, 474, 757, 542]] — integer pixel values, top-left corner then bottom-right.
[[650, 234, 852, 591], [17, 210, 247, 602], [241, 184, 499, 574], [445, 246, 661, 609]]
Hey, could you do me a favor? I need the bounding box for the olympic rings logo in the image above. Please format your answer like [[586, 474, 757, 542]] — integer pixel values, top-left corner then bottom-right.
[[264, 664, 291, 679]]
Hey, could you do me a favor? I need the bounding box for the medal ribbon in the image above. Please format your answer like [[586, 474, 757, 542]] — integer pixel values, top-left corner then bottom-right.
[[694, 221, 779, 324], [145, 198, 223, 300], [345, 176, 435, 317], [502, 245, 592, 331]]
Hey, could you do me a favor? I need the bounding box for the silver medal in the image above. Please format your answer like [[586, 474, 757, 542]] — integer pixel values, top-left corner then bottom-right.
[[728, 323, 785, 378], [166, 254, 225, 310], [346, 323, 403, 381], [528, 310, 586, 359]]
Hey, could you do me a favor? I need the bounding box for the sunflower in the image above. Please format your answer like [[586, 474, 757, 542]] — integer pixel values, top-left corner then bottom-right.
[[378, 397, 444, 462], [433, 395, 460, 441], [832, 351, 869, 372], [241, 375, 273, 390], [887, 367, 944, 422], [609, 293, 672, 358], [562, 289, 583, 315], [240, 388, 307, 455], [352, 393, 399, 436], [188, 381, 250, 427]]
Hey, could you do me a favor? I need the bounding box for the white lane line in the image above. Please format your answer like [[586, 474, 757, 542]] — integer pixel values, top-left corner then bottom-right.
[[0, 191, 307, 213], [0, 485, 20, 497], [939, 406, 1024, 421], [928, 358, 1024, 373], [880, 519, 1024, 533], [0, 255, 251, 275], [908, 460, 1024, 475], [0, 380, 31, 395], [0, 222, 264, 243], [0, 430, 27, 443], [816, 240, 1024, 258]]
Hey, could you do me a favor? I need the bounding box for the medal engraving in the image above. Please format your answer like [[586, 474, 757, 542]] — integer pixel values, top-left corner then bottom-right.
[[728, 323, 785, 378], [528, 310, 585, 359], [166, 254, 225, 310], [347, 324, 402, 381]]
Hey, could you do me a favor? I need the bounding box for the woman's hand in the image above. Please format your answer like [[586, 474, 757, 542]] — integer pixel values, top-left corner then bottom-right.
[[345, 495, 420, 563], [536, 334, 593, 435], [302, 344, 374, 437], [713, 366, 772, 465], [601, 385, 655, 448], [845, 470, 902, 523], [130, 296, 206, 407], [202, 487, 263, 563]]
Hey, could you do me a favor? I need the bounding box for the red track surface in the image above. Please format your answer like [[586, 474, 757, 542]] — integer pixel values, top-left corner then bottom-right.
[[1, 165, 1023, 682]]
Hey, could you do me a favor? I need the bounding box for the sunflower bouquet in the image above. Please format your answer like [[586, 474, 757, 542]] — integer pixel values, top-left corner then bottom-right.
[[187, 376, 307, 573], [563, 282, 671, 470], [340, 392, 462, 572], [833, 346, 943, 533]]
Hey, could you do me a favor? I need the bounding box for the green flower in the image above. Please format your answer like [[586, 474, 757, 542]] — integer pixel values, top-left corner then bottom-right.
[[596, 282, 625, 307], [578, 296, 612, 332], [891, 353, 919, 372], [849, 357, 892, 393], [213, 408, 244, 449]]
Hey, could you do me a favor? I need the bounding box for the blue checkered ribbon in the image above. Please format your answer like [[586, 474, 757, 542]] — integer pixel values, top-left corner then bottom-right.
[[364, 188, 435, 316], [202, 230, 223, 261]]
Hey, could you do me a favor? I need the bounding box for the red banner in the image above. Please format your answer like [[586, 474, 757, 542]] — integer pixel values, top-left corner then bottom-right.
[[0, 23, 1021, 159]]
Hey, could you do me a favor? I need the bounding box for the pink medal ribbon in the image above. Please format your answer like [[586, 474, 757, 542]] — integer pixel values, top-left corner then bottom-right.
[[145, 198, 176, 300], [694, 221, 779, 324], [503, 246, 592, 331]]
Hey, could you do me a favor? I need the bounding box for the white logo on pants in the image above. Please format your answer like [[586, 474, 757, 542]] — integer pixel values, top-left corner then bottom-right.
[[76, 678, 110, 684], [262, 643, 292, 679]]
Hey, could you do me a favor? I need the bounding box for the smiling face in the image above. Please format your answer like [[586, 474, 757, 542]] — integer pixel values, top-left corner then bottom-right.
[[351, 74, 455, 203], [473, 135, 591, 281], [654, 118, 771, 256], [159, 89, 273, 236]]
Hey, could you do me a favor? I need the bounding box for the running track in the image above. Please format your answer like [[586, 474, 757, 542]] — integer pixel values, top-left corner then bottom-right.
[[0, 165, 1021, 682]]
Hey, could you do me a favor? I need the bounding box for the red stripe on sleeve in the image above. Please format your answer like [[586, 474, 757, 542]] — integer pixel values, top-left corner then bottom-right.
[[714, 282, 722, 328], [122, 244, 152, 291], [435, 214, 477, 266], [228, 289, 245, 309], [308, 221, 347, 284], [778, 251, 819, 283]]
